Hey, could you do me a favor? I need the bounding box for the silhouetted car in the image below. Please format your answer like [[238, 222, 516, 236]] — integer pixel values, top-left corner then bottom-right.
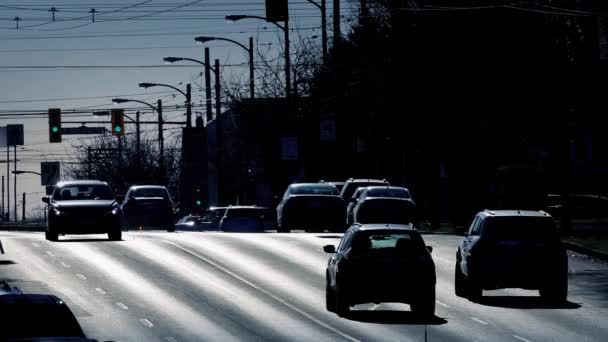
[[544, 193, 608, 221], [42, 180, 122, 242], [324, 224, 436, 317], [121, 185, 175, 232], [277, 183, 346, 233], [455, 210, 568, 302], [328, 181, 345, 193], [0, 281, 22, 295], [219, 206, 267, 232], [345, 187, 368, 226], [175, 215, 201, 231], [0, 294, 89, 341], [353, 186, 416, 225], [195, 207, 228, 231], [339, 178, 390, 202]]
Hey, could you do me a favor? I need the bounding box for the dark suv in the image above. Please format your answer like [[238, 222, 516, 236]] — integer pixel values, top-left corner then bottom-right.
[[339, 178, 389, 202], [121, 185, 175, 232], [455, 210, 568, 302]]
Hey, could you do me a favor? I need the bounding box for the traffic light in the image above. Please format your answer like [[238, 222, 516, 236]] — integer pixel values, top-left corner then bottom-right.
[[111, 109, 125, 136], [48, 108, 61, 143], [195, 189, 203, 206]]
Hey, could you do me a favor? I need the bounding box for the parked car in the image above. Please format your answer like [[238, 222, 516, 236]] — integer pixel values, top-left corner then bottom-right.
[[353, 186, 417, 225], [324, 224, 436, 317], [277, 183, 346, 233], [121, 185, 175, 232], [345, 187, 368, 226], [42, 180, 122, 241], [219, 206, 267, 232], [339, 178, 390, 202], [0, 294, 89, 341], [455, 210, 568, 302]]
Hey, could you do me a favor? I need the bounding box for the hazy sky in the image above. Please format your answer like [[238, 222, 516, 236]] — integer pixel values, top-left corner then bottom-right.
[[0, 0, 355, 218]]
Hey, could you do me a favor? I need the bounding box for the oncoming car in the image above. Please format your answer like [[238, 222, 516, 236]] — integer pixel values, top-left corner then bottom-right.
[[42, 180, 122, 241]]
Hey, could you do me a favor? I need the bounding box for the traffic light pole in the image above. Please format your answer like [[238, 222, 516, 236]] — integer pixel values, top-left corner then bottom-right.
[[6, 148, 9, 221], [158, 99, 165, 180], [13, 145, 17, 221], [215, 59, 222, 205]]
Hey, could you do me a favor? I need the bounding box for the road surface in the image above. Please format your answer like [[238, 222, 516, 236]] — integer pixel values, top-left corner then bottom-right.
[[0, 231, 607, 342]]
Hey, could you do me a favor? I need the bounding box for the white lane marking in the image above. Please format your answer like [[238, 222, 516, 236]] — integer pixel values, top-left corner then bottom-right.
[[61, 262, 71, 268], [46, 251, 56, 257], [32, 243, 40, 247], [139, 319, 154, 328], [513, 335, 533, 342], [165, 337, 178, 342], [163, 240, 362, 342], [435, 300, 449, 308], [116, 302, 128, 310], [471, 317, 488, 325], [95, 288, 106, 295], [76, 274, 87, 281]]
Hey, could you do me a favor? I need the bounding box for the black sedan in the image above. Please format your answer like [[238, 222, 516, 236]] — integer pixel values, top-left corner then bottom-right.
[[324, 224, 436, 318], [42, 180, 122, 241], [121, 185, 175, 232]]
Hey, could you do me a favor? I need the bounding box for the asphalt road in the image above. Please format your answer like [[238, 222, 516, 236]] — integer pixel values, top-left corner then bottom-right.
[[0, 230, 607, 342]]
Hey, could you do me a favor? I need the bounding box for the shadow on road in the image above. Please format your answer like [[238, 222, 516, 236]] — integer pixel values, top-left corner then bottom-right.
[[476, 296, 581, 309], [57, 238, 121, 243], [316, 235, 343, 239], [0, 260, 17, 265], [346, 310, 447, 325]]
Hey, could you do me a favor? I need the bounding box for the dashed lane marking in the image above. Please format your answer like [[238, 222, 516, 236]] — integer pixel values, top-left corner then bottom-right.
[[95, 288, 106, 295], [76, 274, 87, 281], [165, 337, 178, 342], [46, 251, 56, 257], [471, 317, 488, 325], [139, 319, 154, 328], [163, 240, 362, 342], [116, 302, 128, 310], [513, 335, 533, 342]]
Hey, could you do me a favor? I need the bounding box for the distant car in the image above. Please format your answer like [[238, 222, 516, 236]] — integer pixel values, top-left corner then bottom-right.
[[42, 180, 122, 241], [0, 294, 89, 341], [455, 210, 568, 302], [175, 215, 201, 231], [324, 224, 436, 317], [345, 187, 368, 226], [353, 186, 416, 225], [196, 207, 228, 231], [339, 178, 390, 202], [121, 185, 175, 232], [219, 206, 267, 233], [277, 183, 346, 233], [0, 281, 22, 296]]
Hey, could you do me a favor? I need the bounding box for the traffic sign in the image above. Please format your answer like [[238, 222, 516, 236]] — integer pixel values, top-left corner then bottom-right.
[[7, 124, 24, 146], [41, 161, 60, 186], [0, 126, 6, 147], [62, 127, 106, 135]]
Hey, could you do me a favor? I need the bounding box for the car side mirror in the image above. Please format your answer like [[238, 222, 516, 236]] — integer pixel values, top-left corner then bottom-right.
[[115, 195, 125, 204], [323, 245, 336, 254], [41, 196, 50, 204], [426, 246, 433, 254]]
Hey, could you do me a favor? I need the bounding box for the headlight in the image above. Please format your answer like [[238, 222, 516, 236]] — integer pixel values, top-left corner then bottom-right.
[[111, 207, 120, 215], [52, 208, 63, 216]]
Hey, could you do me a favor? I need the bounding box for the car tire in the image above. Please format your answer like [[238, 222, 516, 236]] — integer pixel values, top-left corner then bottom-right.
[[411, 287, 436, 318], [466, 277, 482, 301], [455, 261, 467, 298], [539, 275, 568, 303], [167, 223, 176, 232], [326, 278, 336, 313], [108, 230, 122, 241], [45, 230, 58, 242], [335, 283, 350, 317], [277, 221, 291, 233]]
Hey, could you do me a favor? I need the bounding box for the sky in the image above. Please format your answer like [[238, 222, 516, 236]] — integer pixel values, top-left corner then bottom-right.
[[0, 0, 357, 219]]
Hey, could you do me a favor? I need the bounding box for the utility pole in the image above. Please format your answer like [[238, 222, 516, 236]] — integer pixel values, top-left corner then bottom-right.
[[1, 176, 4, 220], [158, 99, 165, 182], [333, 0, 340, 47], [136, 111, 141, 173], [285, 6, 291, 99], [215, 58, 222, 205], [21, 192, 25, 222], [249, 37, 255, 99], [6, 148, 9, 221], [87, 146, 92, 178], [13, 145, 17, 221], [205, 47, 213, 123], [186, 83, 192, 128], [321, 0, 327, 63]]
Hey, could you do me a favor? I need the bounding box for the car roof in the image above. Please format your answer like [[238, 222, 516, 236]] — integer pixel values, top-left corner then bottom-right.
[[364, 186, 409, 192], [0, 294, 64, 305], [291, 183, 336, 188], [226, 205, 269, 210], [129, 185, 167, 190], [479, 209, 551, 218], [346, 178, 388, 184], [351, 223, 416, 232], [55, 180, 108, 187]]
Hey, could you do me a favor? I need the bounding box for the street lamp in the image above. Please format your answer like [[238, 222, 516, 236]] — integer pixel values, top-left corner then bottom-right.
[[139, 82, 192, 127], [195, 36, 255, 99], [112, 98, 166, 182], [225, 15, 290, 98], [11, 170, 41, 176]]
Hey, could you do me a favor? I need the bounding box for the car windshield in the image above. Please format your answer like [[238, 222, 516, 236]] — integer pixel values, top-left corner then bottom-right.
[[483, 217, 558, 241], [132, 188, 169, 199], [292, 185, 338, 196], [366, 188, 410, 199], [53, 185, 114, 201]]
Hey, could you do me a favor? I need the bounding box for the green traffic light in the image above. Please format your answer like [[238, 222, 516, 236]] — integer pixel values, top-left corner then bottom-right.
[[115, 126, 122, 133], [51, 126, 59, 133], [196, 200, 202, 205]]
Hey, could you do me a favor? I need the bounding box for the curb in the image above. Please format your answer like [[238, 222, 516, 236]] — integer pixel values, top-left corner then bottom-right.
[[563, 241, 608, 262]]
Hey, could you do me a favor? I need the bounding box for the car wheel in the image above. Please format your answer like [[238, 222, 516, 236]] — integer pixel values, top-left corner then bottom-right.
[[335, 284, 350, 317], [411, 287, 436, 318], [108, 230, 122, 241], [454, 261, 467, 298], [277, 222, 291, 233], [325, 278, 336, 312], [45, 230, 58, 242], [466, 277, 482, 301], [539, 275, 568, 303]]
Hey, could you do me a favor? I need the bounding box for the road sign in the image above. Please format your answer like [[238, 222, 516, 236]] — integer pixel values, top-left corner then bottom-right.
[[7, 124, 24, 146], [41, 161, 60, 186], [62, 126, 106, 135], [266, 0, 287, 22], [0, 126, 6, 147]]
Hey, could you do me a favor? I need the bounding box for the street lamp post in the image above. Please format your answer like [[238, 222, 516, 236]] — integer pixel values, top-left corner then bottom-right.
[[139, 82, 192, 128], [225, 15, 290, 98], [195, 36, 255, 99], [302, 0, 327, 63]]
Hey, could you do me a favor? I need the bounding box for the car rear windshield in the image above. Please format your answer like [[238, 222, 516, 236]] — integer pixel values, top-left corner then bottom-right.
[[366, 188, 410, 199], [292, 185, 338, 196], [342, 181, 386, 200], [483, 217, 558, 241], [53, 185, 114, 201], [351, 230, 425, 254], [225, 209, 264, 219], [133, 188, 169, 199]]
